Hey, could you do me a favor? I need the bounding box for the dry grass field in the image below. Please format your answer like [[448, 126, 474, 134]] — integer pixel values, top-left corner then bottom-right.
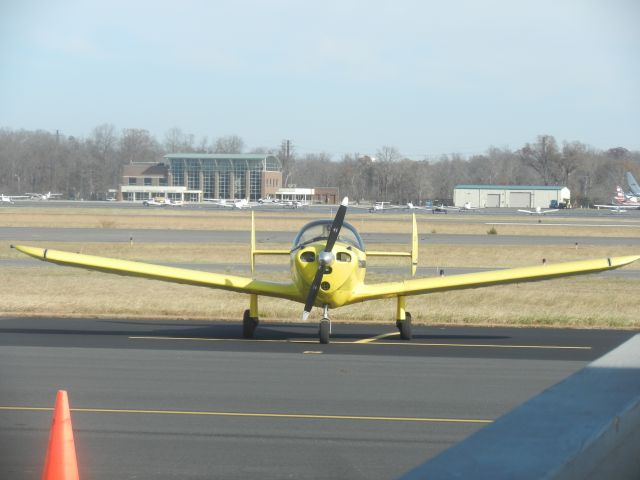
[[2, 206, 640, 328]]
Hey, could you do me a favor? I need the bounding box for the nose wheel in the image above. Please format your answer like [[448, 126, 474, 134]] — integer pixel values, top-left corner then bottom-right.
[[319, 319, 330, 344], [318, 304, 331, 344]]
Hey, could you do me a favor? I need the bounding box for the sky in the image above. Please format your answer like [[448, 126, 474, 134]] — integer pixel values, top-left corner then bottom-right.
[[1, 0, 638, 159]]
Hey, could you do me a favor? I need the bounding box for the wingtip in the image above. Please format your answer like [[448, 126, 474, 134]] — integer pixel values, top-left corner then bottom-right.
[[302, 311, 310, 322], [341, 197, 348, 207], [614, 255, 640, 266]]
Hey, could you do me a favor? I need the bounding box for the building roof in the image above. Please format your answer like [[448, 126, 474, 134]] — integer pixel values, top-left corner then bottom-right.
[[164, 153, 276, 160], [122, 163, 168, 177], [455, 184, 567, 190]]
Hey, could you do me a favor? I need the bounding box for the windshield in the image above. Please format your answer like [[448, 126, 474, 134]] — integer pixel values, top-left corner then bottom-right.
[[292, 220, 365, 250]]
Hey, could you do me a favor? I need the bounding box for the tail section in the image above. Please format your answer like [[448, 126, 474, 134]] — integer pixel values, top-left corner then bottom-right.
[[250, 211, 256, 274], [366, 214, 418, 276], [411, 213, 418, 276], [249, 211, 290, 275], [626, 172, 640, 196]]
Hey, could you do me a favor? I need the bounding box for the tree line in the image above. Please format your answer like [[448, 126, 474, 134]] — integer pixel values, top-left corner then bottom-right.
[[0, 125, 638, 205]]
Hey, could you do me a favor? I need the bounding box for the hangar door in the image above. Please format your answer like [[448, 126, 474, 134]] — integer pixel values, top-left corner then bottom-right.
[[486, 194, 500, 207], [509, 192, 531, 208]]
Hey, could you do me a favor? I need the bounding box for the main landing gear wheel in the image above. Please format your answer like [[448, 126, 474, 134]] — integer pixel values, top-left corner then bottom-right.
[[242, 309, 259, 339], [319, 319, 330, 344], [396, 312, 412, 340]]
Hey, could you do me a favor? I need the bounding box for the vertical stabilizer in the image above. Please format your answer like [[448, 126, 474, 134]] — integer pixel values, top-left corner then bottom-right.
[[411, 213, 418, 276], [250, 211, 256, 274], [626, 172, 640, 196]]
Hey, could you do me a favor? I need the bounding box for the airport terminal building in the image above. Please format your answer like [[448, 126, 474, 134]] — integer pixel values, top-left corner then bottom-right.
[[454, 185, 571, 208], [165, 153, 282, 201], [120, 153, 283, 202]]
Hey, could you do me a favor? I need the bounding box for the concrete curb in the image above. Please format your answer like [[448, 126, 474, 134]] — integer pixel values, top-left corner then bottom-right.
[[401, 334, 640, 479]]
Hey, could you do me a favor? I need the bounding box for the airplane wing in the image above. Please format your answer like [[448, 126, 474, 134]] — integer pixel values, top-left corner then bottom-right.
[[543, 209, 559, 214], [594, 204, 639, 210], [346, 256, 640, 304], [517, 209, 533, 214], [13, 246, 302, 302]]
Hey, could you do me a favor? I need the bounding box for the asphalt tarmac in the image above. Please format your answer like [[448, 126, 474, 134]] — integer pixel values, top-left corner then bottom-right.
[[5, 199, 640, 218], [2, 203, 638, 477], [0, 317, 635, 479]]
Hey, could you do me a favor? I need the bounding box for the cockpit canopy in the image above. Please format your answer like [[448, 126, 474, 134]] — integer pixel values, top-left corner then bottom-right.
[[292, 220, 365, 251]]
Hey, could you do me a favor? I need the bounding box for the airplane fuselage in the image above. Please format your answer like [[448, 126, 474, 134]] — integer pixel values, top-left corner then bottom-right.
[[290, 241, 367, 308]]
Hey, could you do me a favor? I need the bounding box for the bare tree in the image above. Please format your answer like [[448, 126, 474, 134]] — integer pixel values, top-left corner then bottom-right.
[[214, 135, 244, 154], [277, 140, 295, 187], [119, 128, 161, 164], [559, 141, 588, 186], [291, 153, 334, 188], [518, 135, 561, 185], [164, 127, 196, 153], [2, 126, 640, 206], [374, 146, 402, 200]]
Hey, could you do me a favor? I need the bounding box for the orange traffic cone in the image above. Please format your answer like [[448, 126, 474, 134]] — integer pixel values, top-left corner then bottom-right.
[[42, 390, 79, 480]]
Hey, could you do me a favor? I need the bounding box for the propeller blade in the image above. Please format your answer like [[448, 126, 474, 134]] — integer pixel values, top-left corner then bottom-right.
[[301, 197, 349, 321], [324, 197, 348, 252], [302, 264, 325, 321]]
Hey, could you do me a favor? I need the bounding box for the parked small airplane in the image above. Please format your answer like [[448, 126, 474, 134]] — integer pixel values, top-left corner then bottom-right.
[[594, 187, 640, 211], [275, 200, 308, 209], [142, 197, 182, 207], [434, 202, 480, 213], [1, 194, 29, 204], [405, 202, 428, 211], [517, 206, 559, 215], [459, 202, 480, 211], [613, 186, 640, 207], [205, 198, 256, 209], [367, 201, 392, 212], [12, 198, 639, 344], [593, 204, 629, 214], [26, 192, 62, 200], [355, 201, 413, 212], [257, 197, 308, 208], [626, 172, 640, 196]]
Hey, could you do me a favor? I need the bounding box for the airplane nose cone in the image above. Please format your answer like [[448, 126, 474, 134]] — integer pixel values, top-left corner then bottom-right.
[[318, 251, 335, 266]]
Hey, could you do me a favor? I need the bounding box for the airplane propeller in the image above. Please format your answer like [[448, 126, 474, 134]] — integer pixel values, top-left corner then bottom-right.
[[301, 197, 348, 321]]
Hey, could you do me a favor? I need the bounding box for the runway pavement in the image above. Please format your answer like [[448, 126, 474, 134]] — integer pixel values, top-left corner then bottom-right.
[[0, 317, 635, 479], [5, 199, 640, 218]]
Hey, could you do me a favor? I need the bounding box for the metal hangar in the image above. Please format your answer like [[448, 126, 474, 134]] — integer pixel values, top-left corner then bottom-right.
[[453, 185, 571, 208]]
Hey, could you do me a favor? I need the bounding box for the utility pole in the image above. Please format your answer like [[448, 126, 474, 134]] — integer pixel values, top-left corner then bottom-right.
[[282, 139, 292, 187], [285, 139, 290, 164]]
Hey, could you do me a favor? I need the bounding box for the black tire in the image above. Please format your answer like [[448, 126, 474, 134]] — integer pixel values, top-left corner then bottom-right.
[[319, 319, 330, 344], [397, 312, 412, 340], [242, 309, 258, 339]]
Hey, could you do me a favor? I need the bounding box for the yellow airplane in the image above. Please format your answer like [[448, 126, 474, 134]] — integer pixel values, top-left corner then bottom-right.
[[12, 198, 640, 344]]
